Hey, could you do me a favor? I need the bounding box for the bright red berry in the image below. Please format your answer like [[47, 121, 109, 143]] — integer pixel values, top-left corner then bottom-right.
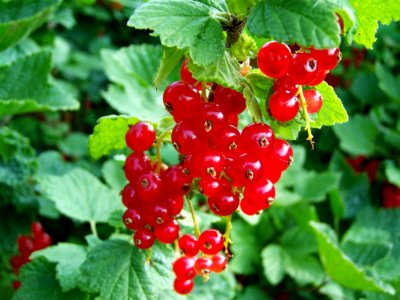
[[287, 53, 318, 85], [257, 41, 292, 78], [198, 150, 225, 178], [178, 234, 199, 257], [165, 195, 185, 216], [199, 176, 229, 198], [199, 103, 228, 135], [136, 173, 162, 201], [125, 122, 156, 152], [174, 278, 194, 295], [123, 208, 144, 230], [149, 203, 172, 226], [180, 59, 198, 86], [208, 189, 239, 216], [268, 91, 300, 122], [124, 152, 153, 183], [243, 178, 275, 211], [194, 257, 213, 275], [173, 256, 196, 279], [273, 75, 298, 96], [154, 219, 180, 244], [213, 86, 246, 115], [240, 198, 260, 216], [121, 184, 138, 208], [310, 48, 341, 70], [239, 123, 275, 155], [265, 138, 293, 172], [303, 89, 323, 114], [210, 125, 240, 157], [212, 254, 227, 273], [171, 121, 205, 155], [198, 229, 224, 255], [33, 233, 52, 251], [134, 228, 155, 249], [231, 154, 264, 186], [161, 165, 192, 196]]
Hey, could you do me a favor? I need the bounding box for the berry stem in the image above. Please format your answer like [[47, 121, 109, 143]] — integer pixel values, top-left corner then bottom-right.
[[186, 196, 201, 238], [145, 247, 152, 263], [223, 214, 233, 253], [201, 82, 208, 102], [155, 130, 172, 173], [297, 85, 315, 149], [89, 220, 98, 237]]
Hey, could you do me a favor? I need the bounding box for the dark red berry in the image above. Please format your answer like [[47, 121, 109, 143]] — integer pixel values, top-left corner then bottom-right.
[[154, 219, 180, 244], [212, 254, 227, 273], [31, 222, 43, 238], [13, 281, 21, 290], [125, 122, 156, 152], [303, 89, 323, 114], [174, 278, 194, 295], [178, 234, 199, 257], [287, 53, 318, 85], [18, 236, 34, 257], [258, 41, 292, 78], [268, 91, 300, 122], [173, 256, 196, 279], [198, 229, 224, 255], [33, 233, 52, 251], [134, 228, 155, 249], [213, 86, 246, 115]]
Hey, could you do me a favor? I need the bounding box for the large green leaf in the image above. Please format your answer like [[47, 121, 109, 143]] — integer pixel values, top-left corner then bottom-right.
[[32, 244, 87, 292], [248, 0, 341, 49], [101, 45, 169, 122], [13, 257, 88, 300], [227, 0, 260, 17], [349, 0, 400, 48], [0, 0, 61, 51], [128, 0, 226, 66], [40, 168, 121, 223], [310, 221, 395, 294], [79, 239, 176, 300], [88, 115, 139, 160], [261, 244, 286, 285], [0, 51, 79, 117]]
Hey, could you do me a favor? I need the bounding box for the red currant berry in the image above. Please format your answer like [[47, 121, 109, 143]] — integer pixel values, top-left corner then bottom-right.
[[136, 173, 162, 201], [18, 236, 34, 257], [149, 203, 172, 226], [303, 89, 323, 114], [212, 254, 227, 273], [194, 257, 213, 275], [199, 176, 229, 198], [121, 184, 138, 208], [257, 41, 292, 78], [134, 228, 155, 249], [198, 229, 224, 255], [239, 123, 275, 155], [268, 91, 300, 122], [213, 86, 246, 115], [265, 138, 293, 172], [180, 59, 198, 86], [178, 234, 199, 257], [173, 256, 196, 279], [210, 125, 240, 157], [310, 48, 341, 70], [123, 208, 144, 230], [273, 75, 298, 96], [124, 152, 153, 183], [13, 281, 21, 290], [31, 222, 44, 238], [208, 189, 239, 216], [171, 121, 205, 155], [228, 114, 239, 127], [240, 198, 260, 216], [231, 154, 264, 186], [10, 255, 25, 274], [183, 154, 201, 178], [199, 150, 225, 178], [174, 278, 194, 295], [125, 122, 156, 152], [161, 165, 192, 196], [244, 178, 275, 210], [33, 233, 52, 251], [165, 195, 185, 216], [287, 53, 318, 85], [199, 103, 228, 135], [308, 67, 327, 86], [154, 219, 180, 244]]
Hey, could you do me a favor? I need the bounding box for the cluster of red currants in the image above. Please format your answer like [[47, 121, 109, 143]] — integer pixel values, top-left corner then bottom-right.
[[257, 41, 341, 122], [10, 222, 52, 289], [173, 229, 227, 294], [122, 121, 192, 249]]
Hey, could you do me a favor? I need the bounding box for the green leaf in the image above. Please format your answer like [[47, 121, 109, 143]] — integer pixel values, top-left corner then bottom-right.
[[88, 115, 139, 160], [281, 226, 318, 256], [0, 208, 30, 253], [227, 0, 260, 17], [154, 46, 185, 88], [13, 257, 88, 300], [0, 0, 61, 51], [375, 63, 400, 103], [385, 161, 400, 187], [313, 81, 348, 128], [0, 51, 79, 117], [32, 244, 87, 292], [310, 221, 395, 294], [243, 86, 263, 122], [245, 69, 274, 100], [37, 151, 73, 176], [248, 0, 341, 49], [333, 114, 379, 156], [293, 170, 340, 202], [285, 254, 324, 286], [349, 0, 400, 48], [40, 168, 121, 223], [261, 244, 286, 285], [79, 239, 176, 300], [58, 133, 88, 158], [188, 51, 242, 90], [101, 45, 169, 122], [102, 159, 127, 192], [128, 0, 226, 67], [189, 272, 237, 300]]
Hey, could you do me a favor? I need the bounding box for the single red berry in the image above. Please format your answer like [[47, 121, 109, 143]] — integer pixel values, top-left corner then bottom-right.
[[198, 150, 225, 178], [231, 154, 264, 186], [212, 254, 228, 273], [180, 59, 198, 86], [174, 278, 194, 295], [171, 121, 205, 155], [228, 114, 239, 127], [136, 173, 162, 201], [382, 182, 400, 208], [33, 233, 52, 251], [183, 154, 202, 178], [163, 81, 202, 122], [303, 89, 323, 114], [287, 53, 318, 85], [178, 234, 199, 257], [173, 256, 196, 279], [199, 103, 228, 135], [165, 195, 185, 216], [308, 67, 327, 86], [31, 222, 44, 238], [18, 236, 34, 257], [154, 219, 180, 244], [199, 176, 229, 198], [161, 165, 192, 196], [273, 75, 298, 96], [121, 184, 138, 208], [13, 281, 21, 290], [210, 125, 240, 157], [257, 41, 292, 78], [123, 208, 144, 230], [198, 229, 224, 255], [124, 152, 153, 183], [310, 48, 341, 71], [149, 203, 172, 226], [194, 257, 213, 275], [240, 198, 260, 216], [243, 178, 275, 211], [208, 189, 239, 216], [264, 138, 293, 172], [125, 122, 156, 152], [213, 86, 246, 115], [268, 91, 300, 122], [10, 255, 25, 274], [239, 123, 276, 155], [134, 228, 155, 249]]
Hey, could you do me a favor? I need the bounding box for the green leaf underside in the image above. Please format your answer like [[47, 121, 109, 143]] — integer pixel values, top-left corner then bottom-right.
[[79, 239, 175, 300], [0, 0, 61, 51], [188, 51, 242, 90], [350, 0, 400, 48], [248, 0, 341, 49], [101, 45, 169, 122], [32, 243, 87, 292], [310, 221, 395, 294], [88, 115, 139, 160], [128, 0, 225, 66], [154, 46, 185, 88], [13, 257, 87, 300], [40, 168, 121, 223], [0, 51, 79, 117]]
